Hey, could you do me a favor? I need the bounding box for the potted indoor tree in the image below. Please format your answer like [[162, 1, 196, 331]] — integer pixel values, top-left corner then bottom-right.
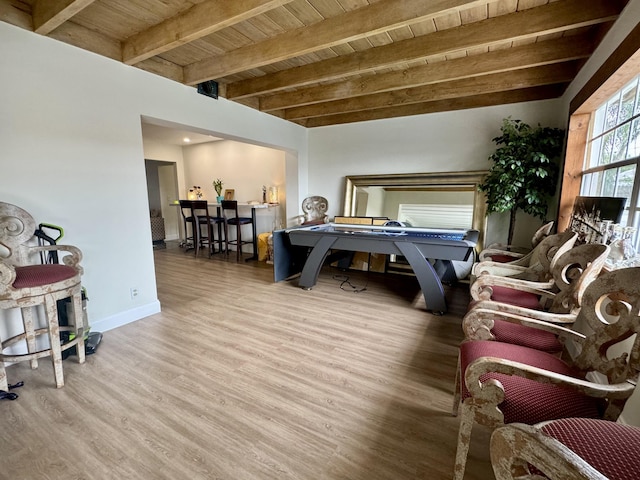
[[478, 117, 565, 245], [213, 178, 224, 203]]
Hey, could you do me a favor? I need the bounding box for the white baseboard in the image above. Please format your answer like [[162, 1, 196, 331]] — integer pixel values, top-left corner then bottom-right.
[[90, 300, 161, 332]]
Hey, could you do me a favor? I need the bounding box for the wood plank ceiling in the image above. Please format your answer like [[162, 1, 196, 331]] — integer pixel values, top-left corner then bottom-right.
[[1, 0, 630, 127]]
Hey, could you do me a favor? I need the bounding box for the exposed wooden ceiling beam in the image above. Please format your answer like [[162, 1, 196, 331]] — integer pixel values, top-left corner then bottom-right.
[[260, 34, 594, 112], [122, 0, 293, 65], [32, 0, 95, 35], [136, 57, 185, 84], [284, 63, 579, 120], [183, 0, 488, 85], [226, 0, 619, 99], [0, 1, 32, 30], [48, 20, 121, 60], [300, 85, 567, 128]]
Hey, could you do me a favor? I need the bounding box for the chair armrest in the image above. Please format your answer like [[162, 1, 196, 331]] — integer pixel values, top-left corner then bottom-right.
[[462, 307, 580, 341], [465, 355, 635, 401], [470, 274, 556, 302], [0, 261, 17, 288], [25, 244, 83, 271], [472, 261, 542, 281], [490, 423, 608, 480], [479, 247, 528, 262]]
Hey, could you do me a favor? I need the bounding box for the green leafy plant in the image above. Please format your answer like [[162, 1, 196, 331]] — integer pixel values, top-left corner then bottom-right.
[[478, 118, 565, 245], [212, 178, 224, 196]]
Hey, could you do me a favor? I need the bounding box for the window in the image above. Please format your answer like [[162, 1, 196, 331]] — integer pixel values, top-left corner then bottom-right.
[[580, 74, 640, 251]]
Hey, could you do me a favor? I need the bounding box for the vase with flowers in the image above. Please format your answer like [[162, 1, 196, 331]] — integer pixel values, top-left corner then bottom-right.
[[213, 178, 224, 203]]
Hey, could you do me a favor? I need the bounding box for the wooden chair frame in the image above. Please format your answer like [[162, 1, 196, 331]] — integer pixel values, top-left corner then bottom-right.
[[452, 267, 640, 480], [0, 202, 85, 390]]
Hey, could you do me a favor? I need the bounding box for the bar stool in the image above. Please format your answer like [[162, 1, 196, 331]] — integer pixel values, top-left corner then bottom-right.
[[0, 202, 85, 390], [178, 200, 195, 249], [221, 200, 255, 261], [190, 200, 226, 257]]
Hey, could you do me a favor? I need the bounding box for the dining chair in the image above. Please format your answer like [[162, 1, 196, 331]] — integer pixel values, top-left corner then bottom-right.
[[451, 267, 640, 480], [221, 200, 254, 261], [188, 200, 225, 257], [0, 201, 85, 389], [491, 418, 640, 480]]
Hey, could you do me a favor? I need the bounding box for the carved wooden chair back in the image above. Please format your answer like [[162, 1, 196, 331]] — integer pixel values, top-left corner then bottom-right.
[[300, 196, 329, 225]]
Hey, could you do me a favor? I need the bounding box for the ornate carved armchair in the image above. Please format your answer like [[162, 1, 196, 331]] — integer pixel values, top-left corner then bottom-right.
[[491, 419, 640, 480], [465, 244, 610, 354], [471, 230, 577, 283], [479, 221, 554, 263], [452, 267, 640, 480], [0, 201, 85, 389]]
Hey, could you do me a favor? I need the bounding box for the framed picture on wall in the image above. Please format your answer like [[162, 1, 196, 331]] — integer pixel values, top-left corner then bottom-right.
[[569, 196, 626, 244], [224, 189, 235, 200]]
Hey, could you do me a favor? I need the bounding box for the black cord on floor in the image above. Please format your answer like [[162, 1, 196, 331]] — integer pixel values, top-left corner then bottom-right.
[[332, 274, 367, 293]]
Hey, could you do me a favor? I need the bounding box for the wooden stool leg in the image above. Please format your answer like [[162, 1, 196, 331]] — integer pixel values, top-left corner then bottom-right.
[[72, 291, 86, 365], [0, 358, 6, 391], [44, 294, 65, 388], [21, 306, 39, 369]]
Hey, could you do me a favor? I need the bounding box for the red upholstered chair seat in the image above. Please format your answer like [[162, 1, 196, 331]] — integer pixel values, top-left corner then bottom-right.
[[539, 418, 640, 480], [490, 285, 543, 310], [490, 319, 563, 354], [487, 254, 519, 263], [460, 340, 602, 424], [13, 264, 78, 289]]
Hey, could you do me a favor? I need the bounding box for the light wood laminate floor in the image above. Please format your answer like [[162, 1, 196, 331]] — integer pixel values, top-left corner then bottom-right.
[[0, 242, 494, 479]]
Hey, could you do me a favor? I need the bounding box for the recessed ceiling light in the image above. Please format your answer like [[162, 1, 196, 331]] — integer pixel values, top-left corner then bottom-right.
[[183, 137, 191, 143]]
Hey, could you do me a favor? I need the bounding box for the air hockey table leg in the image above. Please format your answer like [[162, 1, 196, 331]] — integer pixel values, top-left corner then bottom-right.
[[395, 241, 447, 314]]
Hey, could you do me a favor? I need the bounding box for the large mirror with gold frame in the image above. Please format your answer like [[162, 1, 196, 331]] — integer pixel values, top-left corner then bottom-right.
[[343, 171, 488, 250]]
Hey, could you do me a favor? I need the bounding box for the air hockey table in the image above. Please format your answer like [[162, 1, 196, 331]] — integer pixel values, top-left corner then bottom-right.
[[273, 223, 478, 314]]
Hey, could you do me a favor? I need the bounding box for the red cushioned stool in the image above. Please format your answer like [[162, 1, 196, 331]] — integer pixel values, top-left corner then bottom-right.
[[0, 202, 85, 390]]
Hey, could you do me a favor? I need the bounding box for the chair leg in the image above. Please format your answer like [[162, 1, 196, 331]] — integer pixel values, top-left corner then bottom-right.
[[452, 353, 461, 416], [224, 222, 230, 255], [454, 402, 476, 480], [72, 290, 86, 365], [44, 294, 65, 388], [21, 306, 39, 369], [236, 224, 242, 261], [0, 355, 6, 391]]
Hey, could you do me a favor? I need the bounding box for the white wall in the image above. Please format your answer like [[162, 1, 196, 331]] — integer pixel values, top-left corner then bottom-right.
[[181, 140, 286, 234], [0, 21, 307, 335], [308, 100, 565, 246]]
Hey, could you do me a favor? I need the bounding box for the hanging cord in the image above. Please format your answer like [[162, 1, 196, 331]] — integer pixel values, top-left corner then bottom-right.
[[332, 274, 367, 293]]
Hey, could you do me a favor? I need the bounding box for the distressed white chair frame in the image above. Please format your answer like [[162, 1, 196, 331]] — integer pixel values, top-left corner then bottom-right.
[[451, 267, 640, 480], [471, 230, 577, 283], [0, 202, 85, 390], [479, 221, 554, 262], [465, 243, 610, 341]]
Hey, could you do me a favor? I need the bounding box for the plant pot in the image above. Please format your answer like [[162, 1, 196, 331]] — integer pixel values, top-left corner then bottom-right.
[[216, 195, 224, 203]]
